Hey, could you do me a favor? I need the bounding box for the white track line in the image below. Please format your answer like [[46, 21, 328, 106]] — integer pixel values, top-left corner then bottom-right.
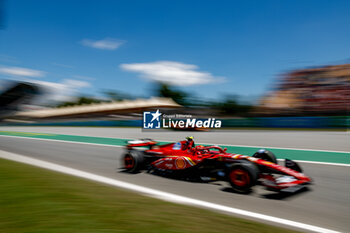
[[0, 134, 349, 167], [276, 159, 350, 167], [0, 134, 124, 148], [0, 150, 340, 233]]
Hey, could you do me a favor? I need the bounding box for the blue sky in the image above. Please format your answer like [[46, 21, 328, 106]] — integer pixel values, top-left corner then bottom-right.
[[1, 0, 350, 102]]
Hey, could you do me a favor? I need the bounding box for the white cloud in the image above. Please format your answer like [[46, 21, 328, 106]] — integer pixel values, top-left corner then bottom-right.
[[81, 38, 125, 50], [120, 61, 225, 86], [15, 79, 91, 104], [0, 66, 46, 77], [0, 65, 91, 104]]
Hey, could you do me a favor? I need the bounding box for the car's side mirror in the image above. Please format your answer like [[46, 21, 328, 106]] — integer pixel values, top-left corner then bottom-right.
[[224, 148, 227, 152]]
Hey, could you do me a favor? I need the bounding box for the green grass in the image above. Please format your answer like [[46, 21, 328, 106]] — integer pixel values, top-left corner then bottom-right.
[[0, 158, 298, 233]]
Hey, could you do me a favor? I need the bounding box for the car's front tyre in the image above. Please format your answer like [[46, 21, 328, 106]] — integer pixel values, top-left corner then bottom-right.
[[228, 162, 259, 193]]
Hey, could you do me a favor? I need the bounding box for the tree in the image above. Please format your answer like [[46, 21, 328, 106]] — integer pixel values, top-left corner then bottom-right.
[[102, 90, 133, 101], [156, 83, 189, 106], [56, 96, 102, 108], [214, 95, 253, 116]]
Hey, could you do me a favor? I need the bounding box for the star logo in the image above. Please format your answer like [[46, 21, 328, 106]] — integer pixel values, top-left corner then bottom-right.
[[150, 109, 161, 122]]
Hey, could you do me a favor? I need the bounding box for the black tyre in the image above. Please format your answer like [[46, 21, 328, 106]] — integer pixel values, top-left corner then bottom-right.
[[123, 150, 145, 173], [252, 149, 277, 164], [228, 161, 259, 193]]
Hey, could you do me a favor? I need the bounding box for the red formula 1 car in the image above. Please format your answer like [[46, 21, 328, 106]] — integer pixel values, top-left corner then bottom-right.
[[123, 138, 312, 193]]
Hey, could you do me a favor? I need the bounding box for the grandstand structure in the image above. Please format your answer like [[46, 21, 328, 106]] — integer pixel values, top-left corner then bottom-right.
[[11, 97, 181, 120], [259, 63, 350, 115]]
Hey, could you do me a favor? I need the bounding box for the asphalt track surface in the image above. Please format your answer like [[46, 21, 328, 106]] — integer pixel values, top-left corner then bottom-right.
[[0, 127, 349, 232], [1, 126, 349, 152]]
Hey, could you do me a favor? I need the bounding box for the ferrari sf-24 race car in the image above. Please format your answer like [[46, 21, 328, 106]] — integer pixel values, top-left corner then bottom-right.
[[122, 138, 312, 193]]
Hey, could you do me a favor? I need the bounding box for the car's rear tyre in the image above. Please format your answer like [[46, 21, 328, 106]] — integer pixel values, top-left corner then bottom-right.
[[252, 149, 277, 164], [228, 162, 259, 193], [123, 150, 144, 173]]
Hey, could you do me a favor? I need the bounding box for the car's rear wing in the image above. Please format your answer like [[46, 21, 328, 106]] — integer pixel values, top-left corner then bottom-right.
[[126, 139, 157, 149]]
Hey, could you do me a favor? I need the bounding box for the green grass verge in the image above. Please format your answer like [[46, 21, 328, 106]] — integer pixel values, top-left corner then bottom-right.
[[0, 158, 298, 233]]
